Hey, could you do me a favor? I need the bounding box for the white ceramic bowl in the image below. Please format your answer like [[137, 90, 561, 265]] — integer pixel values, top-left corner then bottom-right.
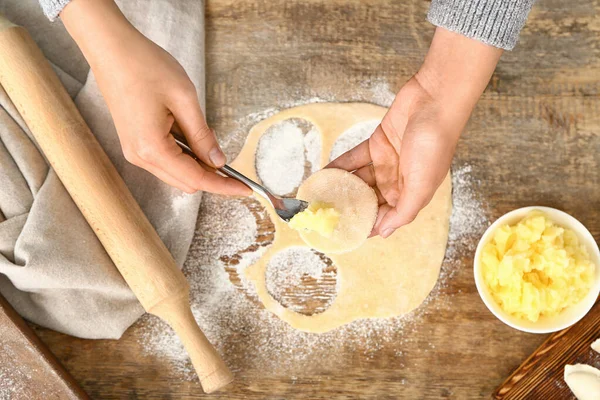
[[474, 206, 600, 334]]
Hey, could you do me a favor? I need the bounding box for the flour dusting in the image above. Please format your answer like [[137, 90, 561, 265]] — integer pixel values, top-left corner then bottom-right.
[[304, 126, 322, 173], [256, 120, 306, 196], [0, 344, 58, 400], [222, 79, 396, 160], [138, 90, 489, 382], [445, 164, 490, 269], [267, 247, 327, 290], [330, 119, 381, 161], [265, 247, 337, 315], [256, 120, 321, 196]]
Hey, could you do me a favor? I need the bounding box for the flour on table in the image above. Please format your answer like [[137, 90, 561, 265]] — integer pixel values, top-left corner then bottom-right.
[[330, 119, 381, 161], [0, 365, 26, 400], [221, 79, 395, 160], [304, 126, 321, 174], [256, 119, 320, 196], [138, 101, 489, 381], [266, 247, 338, 315], [0, 345, 57, 400], [445, 165, 490, 266], [266, 247, 328, 291]]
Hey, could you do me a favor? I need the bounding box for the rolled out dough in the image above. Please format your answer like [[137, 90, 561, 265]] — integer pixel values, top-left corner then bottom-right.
[[295, 168, 378, 254], [231, 103, 452, 333]]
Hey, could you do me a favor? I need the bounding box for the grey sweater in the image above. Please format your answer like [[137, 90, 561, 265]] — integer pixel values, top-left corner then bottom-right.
[[39, 0, 535, 50]]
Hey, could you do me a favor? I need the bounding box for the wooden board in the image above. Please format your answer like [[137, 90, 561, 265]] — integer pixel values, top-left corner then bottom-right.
[[494, 300, 600, 399], [0, 293, 89, 400], [18, 0, 600, 398]]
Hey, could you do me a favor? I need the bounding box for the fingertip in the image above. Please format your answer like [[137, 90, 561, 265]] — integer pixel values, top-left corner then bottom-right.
[[238, 185, 253, 197], [381, 228, 395, 239], [222, 179, 252, 197], [378, 208, 402, 233], [326, 140, 372, 172], [368, 204, 391, 238], [324, 160, 338, 169], [380, 208, 417, 234], [182, 187, 197, 194], [209, 146, 227, 168]]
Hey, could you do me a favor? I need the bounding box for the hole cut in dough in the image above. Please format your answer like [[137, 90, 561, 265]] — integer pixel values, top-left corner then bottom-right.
[[255, 118, 321, 196], [266, 247, 337, 315], [564, 364, 600, 400], [329, 119, 380, 161], [295, 168, 378, 254]]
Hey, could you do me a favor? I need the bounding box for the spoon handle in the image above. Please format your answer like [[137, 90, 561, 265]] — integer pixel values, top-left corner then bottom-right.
[[218, 165, 269, 198], [173, 137, 271, 202]]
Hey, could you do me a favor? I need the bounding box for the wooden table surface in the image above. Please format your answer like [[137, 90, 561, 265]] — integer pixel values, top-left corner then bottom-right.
[[32, 0, 600, 398]]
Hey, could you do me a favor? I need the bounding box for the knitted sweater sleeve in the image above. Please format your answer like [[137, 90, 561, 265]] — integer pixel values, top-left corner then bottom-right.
[[428, 0, 536, 50], [38, 0, 71, 21]]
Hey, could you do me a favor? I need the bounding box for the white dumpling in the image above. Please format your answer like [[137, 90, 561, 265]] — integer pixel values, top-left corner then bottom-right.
[[591, 338, 600, 354], [564, 364, 600, 400], [295, 168, 378, 254]]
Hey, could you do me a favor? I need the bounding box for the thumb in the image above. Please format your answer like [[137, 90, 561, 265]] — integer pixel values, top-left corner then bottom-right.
[[377, 182, 430, 238], [170, 89, 226, 168]]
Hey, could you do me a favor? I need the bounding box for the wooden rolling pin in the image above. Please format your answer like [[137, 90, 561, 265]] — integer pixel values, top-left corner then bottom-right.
[[0, 16, 233, 393]]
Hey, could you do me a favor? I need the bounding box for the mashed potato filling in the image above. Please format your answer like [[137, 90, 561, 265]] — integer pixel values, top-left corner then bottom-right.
[[289, 202, 340, 238], [481, 212, 595, 322]]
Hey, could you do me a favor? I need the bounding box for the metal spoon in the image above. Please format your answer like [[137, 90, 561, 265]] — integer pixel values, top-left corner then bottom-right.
[[173, 136, 308, 222]]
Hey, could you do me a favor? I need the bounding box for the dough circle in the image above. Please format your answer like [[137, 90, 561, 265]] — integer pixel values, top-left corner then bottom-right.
[[231, 103, 452, 333], [296, 168, 378, 254]]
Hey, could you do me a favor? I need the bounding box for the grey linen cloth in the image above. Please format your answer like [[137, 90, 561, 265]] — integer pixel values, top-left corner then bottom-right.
[[0, 0, 205, 339]]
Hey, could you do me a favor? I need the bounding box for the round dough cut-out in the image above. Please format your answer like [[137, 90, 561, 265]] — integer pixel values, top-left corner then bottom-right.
[[296, 168, 378, 254]]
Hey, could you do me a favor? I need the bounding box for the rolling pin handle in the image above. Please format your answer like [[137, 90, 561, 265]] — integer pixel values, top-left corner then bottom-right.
[[0, 14, 233, 393], [151, 294, 233, 393]]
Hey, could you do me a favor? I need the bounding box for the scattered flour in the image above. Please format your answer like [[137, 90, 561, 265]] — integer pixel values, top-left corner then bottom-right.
[[366, 80, 397, 107], [266, 247, 327, 290], [265, 247, 337, 315], [221, 78, 396, 159], [0, 345, 59, 400], [256, 120, 321, 196], [0, 367, 26, 400], [256, 120, 305, 196], [170, 191, 196, 216], [138, 83, 490, 383], [139, 134, 489, 382], [445, 165, 490, 268], [329, 119, 381, 161], [304, 126, 322, 174]]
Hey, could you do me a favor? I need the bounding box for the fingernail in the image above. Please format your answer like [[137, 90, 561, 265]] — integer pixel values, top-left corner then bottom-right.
[[374, 210, 386, 228], [381, 228, 394, 238], [209, 147, 226, 167]]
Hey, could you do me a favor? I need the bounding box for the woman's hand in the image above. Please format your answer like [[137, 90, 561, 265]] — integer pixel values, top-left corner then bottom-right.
[[61, 0, 250, 196], [328, 28, 502, 238]]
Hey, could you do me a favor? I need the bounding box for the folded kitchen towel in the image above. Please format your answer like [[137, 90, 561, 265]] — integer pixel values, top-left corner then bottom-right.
[[0, 0, 205, 339]]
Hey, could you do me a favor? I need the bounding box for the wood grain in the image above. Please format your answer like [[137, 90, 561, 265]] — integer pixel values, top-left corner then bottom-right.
[[494, 300, 600, 399], [0, 293, 89, 400], [22, 0, 600, 398]]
